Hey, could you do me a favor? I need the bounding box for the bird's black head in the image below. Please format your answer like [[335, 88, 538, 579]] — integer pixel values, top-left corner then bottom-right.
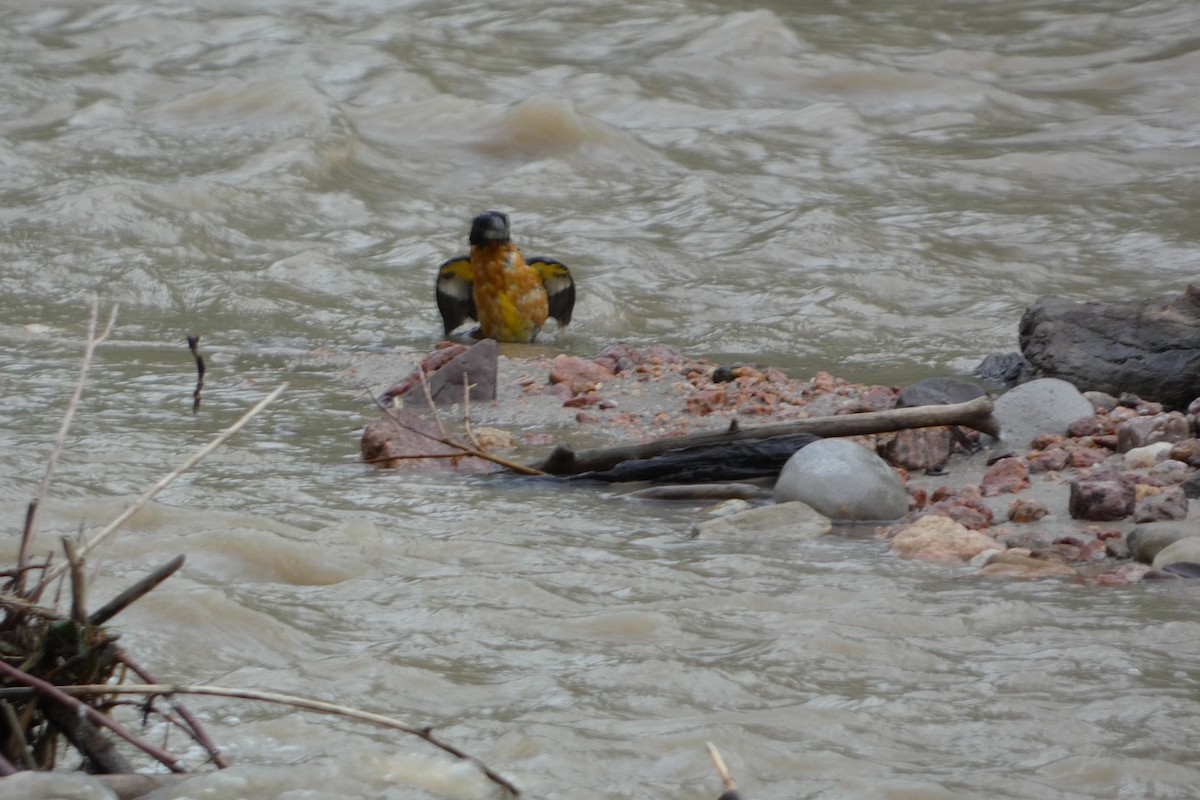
[[469, 211, 511, 246]]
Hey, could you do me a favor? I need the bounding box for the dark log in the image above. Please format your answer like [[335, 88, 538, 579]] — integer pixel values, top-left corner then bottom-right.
[[565, 434, 818, 483], [42, 702, 133, 774], [1019, 283, 1200, 409], [90, 555, 186, 627], [529, 396, 998, 477]]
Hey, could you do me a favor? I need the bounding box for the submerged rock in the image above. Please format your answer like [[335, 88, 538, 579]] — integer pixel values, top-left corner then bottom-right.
[[774, 438, 909, 520], [690, 500, 832, 540], [890, 515, 998, 562]]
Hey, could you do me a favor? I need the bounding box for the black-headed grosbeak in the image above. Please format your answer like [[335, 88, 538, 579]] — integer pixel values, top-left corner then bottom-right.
[[435, 211, 575, 343]]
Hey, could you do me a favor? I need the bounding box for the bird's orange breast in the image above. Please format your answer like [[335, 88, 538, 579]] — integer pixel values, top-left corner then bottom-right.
[[471, 242, 549, 343]]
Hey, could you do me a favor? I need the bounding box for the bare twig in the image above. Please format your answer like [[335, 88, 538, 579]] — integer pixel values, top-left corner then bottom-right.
[[418, 366, 451, 441], [462, 373, 484, 450], [62, 537, 87, 626], [0, 683, 519, 796], [36, 383, 289, 591], [17, 300, 118, 591], [706, 742, 741, 800]]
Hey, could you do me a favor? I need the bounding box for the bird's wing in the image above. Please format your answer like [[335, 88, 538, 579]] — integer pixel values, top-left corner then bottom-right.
[[528, 257, 575, 327], [435, 256, 476, 334]]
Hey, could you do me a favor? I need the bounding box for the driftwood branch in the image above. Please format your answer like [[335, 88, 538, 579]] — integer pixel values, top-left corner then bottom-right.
[[529, 395, 998, 476], [0, 683, 519, 797]]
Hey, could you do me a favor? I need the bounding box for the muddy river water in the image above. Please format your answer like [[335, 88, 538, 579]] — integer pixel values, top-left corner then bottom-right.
[[2, 1, 1200, 798]]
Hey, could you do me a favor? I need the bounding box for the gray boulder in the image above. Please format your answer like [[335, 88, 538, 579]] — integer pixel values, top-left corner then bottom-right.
[[992, 378, 1096, 448], [773, 439, 909, 521], [1152, 537, 1200, 570], [1127, 524, 1200, 564]]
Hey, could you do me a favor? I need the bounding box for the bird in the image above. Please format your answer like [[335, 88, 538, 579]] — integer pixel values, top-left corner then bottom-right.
[[435, 211, 575, 343]]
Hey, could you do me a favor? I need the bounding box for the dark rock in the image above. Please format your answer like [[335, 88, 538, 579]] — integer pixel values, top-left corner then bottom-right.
[[1161, 562, 1200, 578], [1181, 471, 1200, 498], [974, 351, 1036, 389], [393, 339, 498, 407], [1018, 284, 1200, 409], [896, 377, 986, 408], [1132, 486, 1188, 523], [1068, 473, 1135, 521], [1116, 412, 1191, 452]]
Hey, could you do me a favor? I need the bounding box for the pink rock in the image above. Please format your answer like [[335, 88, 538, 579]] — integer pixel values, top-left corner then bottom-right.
[[549, 354, 614, 396], [980, 456, 1030, 496], [1068, 473, 1135, 521], [1116, 412, 1191, 452], [1007, 497, 1049, 523], [881, 427, 952, 470], [1066, 417, 1102, 437], [1168, 438, 1200, 467], [1066, 447, 1108, 468], [1027, 447, 1069, 473], [1133, 485, 1188, 522], [974, 551, 1079, 580], [890, 516, 999, 562]]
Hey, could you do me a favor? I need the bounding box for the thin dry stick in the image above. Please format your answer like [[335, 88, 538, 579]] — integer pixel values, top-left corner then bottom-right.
[[417, 365, 452, 441], [36, 383, 288, 590], [462, 372, 483, 450], [18, 300, 119, 587], [62, 537, 87, 626], [2, 683, 519, 796], [705, 743, 734, 796]]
